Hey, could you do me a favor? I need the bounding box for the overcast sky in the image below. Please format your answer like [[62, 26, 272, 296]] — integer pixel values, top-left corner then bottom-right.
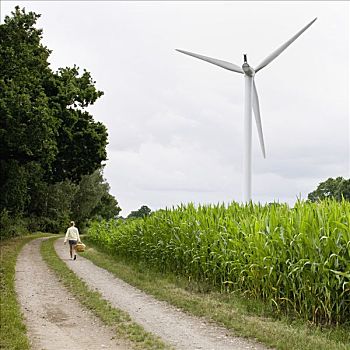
[[1, 1, 349, 215]]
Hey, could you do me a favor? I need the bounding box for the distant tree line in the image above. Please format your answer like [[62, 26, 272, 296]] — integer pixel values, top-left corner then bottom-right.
[[0, 7, 120, 237], [127, 205, 152, 219]]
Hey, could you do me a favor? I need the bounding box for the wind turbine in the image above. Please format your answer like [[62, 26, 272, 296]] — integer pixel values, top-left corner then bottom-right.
[[176, 18, 317, 202]]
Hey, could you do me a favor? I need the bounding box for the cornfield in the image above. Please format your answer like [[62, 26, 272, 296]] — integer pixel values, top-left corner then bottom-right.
[[87, 199, 350, 325]]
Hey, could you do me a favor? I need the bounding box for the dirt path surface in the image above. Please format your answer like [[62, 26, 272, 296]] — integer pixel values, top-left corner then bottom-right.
[[55, 238, 269, 350], [15, 238, 129, 350]]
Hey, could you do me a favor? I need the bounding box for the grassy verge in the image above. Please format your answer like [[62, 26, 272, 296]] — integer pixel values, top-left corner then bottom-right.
[[40, 237, 171, 350], [0, 233, 50, 350], [82, 238, 350, 350]]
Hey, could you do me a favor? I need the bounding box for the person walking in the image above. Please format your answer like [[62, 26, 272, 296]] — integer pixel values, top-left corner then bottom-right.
[[64, 221, 81, 260]]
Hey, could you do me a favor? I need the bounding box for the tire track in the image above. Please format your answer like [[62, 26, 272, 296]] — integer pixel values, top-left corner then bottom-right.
[[15, 238, 129, 350], [55, 238, 269, 350]]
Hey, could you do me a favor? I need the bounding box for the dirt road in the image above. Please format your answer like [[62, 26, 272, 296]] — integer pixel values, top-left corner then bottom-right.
[[15, 238, 129, 350], [55, 238, 268, 350]]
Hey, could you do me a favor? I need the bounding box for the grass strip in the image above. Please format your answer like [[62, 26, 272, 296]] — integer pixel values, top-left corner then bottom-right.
[[40, 237, 171, 350], [82, 238, 350, 350], [0, 233, 50, 350]]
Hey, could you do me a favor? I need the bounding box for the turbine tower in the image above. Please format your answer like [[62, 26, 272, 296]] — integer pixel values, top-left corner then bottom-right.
[[176, 18, 317, 202]]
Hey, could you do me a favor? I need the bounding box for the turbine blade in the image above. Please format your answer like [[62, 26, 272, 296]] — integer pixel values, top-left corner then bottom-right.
[[252, 79, 266, 158], [255, 17, 317, 73], [176, 49, 244, 74]]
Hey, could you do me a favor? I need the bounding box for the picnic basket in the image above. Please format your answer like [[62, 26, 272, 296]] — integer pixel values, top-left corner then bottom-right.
[[76, 242, 86, 252]]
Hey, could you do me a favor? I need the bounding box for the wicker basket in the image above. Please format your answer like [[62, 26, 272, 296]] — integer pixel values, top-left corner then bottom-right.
[[76, 242, 86, 252]]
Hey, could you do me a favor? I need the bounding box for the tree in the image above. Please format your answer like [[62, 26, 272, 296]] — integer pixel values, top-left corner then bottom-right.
[[0, 7, 57, 166], [72, 168, 121, 227], [308, 177, 350, 202], [91, 191, 121, 221], [0, 7, 58, 216], [25, 168, 120, 233], [27, 179, 78, 233], [0, 7, 109, 223], [127, 205, 152, 219], [47, 66, 107, 183]]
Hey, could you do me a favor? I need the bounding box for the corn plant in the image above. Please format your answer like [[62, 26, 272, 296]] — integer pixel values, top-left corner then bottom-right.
[[87, 199, 350, 325]]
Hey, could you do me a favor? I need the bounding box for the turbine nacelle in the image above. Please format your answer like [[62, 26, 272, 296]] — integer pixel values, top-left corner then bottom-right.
[[242, 54, 255, 77]]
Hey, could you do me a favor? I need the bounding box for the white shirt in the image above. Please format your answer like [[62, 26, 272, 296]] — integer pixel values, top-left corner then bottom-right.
[[64, 226, 80, 242]]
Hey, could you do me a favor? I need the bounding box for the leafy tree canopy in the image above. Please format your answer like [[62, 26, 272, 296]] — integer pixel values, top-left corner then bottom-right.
[[72, 168, 121, 225], [1, 7, 108, 212], [308, 177, 350, 202], [48, 66, 107, 183], [0, 7, 56, 166], [0, 7, 118, 236], [0, 7, 107, 184]]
